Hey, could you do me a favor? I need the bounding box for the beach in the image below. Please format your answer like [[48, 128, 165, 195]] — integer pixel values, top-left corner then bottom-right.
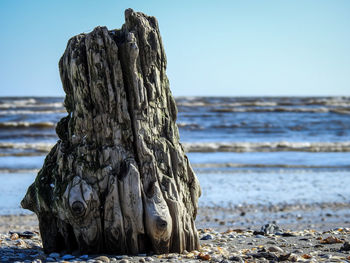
[[0, 96, 350, 262], [2, 0, 350, 259], [1, 205, 350, 262]]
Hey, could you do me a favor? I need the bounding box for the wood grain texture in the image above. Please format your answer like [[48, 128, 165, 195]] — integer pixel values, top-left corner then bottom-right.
[[21, 9, 201, 254]]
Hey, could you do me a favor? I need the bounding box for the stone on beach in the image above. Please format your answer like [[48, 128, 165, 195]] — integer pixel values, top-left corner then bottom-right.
[[341, 241, 350, 251], [260, 223, 282, 235], [267, 245, 284, 253]]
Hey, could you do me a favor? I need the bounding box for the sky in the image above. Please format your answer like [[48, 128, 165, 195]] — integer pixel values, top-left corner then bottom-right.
[[0, 0, 349, 97]]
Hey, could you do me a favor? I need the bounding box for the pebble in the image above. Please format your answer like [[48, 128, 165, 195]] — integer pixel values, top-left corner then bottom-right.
[[61, 254, 75, 260], [48, 252, 60, 259], [293, 249, 303, 253], [16, 239, 27, 247], [94, 255, 110, 262], [318, 253, 332, 259], [119, 260, 129, 263], [145, 257, 154, 261], [288, 253, 299, 262], [266, 240, 277, 244], [201, 234, 214, 240], [115, 255, 128, 260], [260, 223, 282, 235], [341, 241, 350, 251], [255, 234, 265, 238], [10, 233, 19, 240], [267, 245, 284, 253], [229, 255, 244, 262]]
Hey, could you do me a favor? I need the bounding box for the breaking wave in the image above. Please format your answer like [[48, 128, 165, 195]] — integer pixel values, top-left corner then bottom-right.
[[210, 107, 350, 114], [177, 122, 203, 130], [2, 141, 350, 157], [0, 98, 63, 109], [176, 96, 350, 108], [0, 109, 66, 115], [182, 141, 350, 152], [0, 122, 55, 129], [0, 142, 54, 155]]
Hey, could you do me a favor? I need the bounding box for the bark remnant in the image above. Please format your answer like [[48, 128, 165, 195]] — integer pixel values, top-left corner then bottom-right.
[[21, 9, 201, 254]]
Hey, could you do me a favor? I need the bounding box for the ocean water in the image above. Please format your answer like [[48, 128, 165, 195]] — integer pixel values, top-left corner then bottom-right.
[[0, 96, 349, 214]]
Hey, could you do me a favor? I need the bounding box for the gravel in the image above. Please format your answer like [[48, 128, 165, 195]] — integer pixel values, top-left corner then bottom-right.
[[1, 226, 350, 262]]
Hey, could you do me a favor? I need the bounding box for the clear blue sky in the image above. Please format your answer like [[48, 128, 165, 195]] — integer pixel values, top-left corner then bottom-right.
[[0, 0, 349, 97]]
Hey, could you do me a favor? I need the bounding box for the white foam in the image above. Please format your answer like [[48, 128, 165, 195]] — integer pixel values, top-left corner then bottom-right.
[[0, 142, 54, 152], [0, 100, 63, 109], [0, 121, 55, 128], [0, 109, 66, 115], [183, 141, 350, 152]]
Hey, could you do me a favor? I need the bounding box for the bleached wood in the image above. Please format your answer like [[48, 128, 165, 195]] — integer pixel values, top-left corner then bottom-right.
[[21, 9, 200, 254]]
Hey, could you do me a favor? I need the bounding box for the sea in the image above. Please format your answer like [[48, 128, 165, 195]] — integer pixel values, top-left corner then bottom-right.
[[0, 96, 350, 215]]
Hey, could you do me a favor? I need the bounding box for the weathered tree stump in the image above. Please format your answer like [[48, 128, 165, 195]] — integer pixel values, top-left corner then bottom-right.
[[21, 9, 201, 255]]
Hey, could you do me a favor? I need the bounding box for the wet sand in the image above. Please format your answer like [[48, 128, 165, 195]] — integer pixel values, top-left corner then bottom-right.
[[1, 202, 350, 262], [2, 202, 349, 234], [197, 202, 350, 232]]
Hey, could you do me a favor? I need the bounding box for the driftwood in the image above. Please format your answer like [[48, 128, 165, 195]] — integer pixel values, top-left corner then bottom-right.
[[21, 9, 201, 254]]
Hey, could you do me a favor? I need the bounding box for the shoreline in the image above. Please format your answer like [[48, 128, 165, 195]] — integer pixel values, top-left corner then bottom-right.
[[197, 202, 350, 233], [1, 201, 350, 234]]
